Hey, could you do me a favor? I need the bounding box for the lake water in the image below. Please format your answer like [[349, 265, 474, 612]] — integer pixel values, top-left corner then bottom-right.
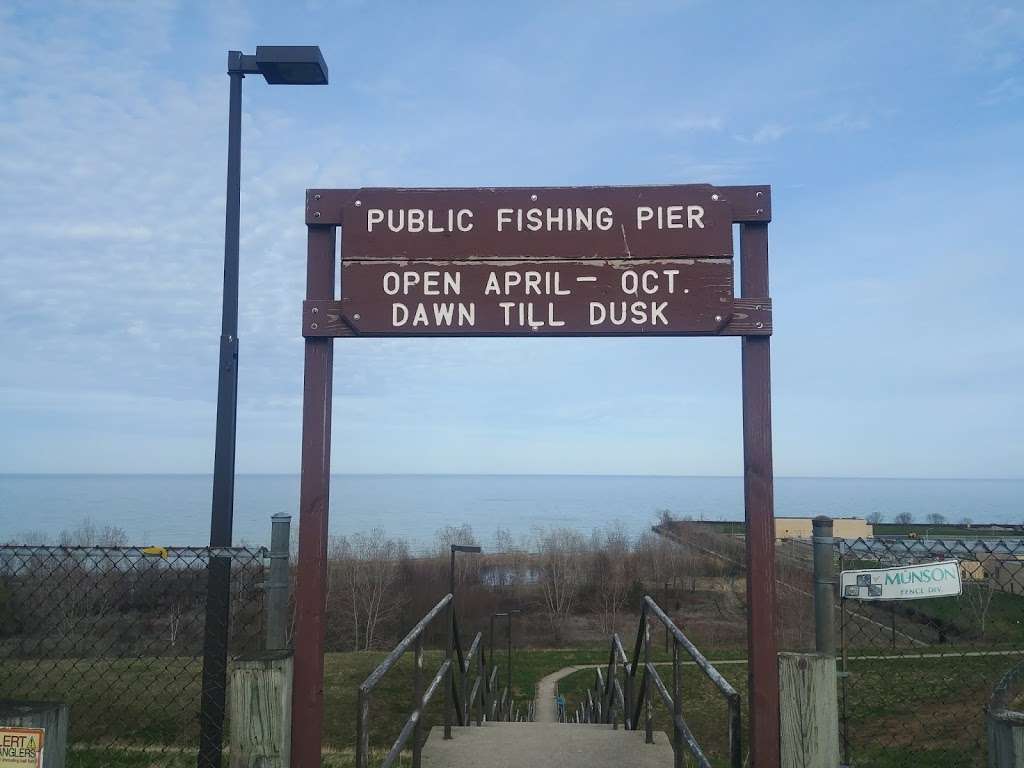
[[0, 474, 1020, 551]]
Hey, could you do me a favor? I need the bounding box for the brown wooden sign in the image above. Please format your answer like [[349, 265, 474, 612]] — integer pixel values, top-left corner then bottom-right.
[[293, 183, 781, 766], [302, 258, 767, 337], [324, 186, 734, 260]]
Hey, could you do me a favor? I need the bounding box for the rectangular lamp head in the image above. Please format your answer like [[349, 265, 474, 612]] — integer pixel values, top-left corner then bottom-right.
[[452, 544, 482, 553], [255, 46, 328, 85]]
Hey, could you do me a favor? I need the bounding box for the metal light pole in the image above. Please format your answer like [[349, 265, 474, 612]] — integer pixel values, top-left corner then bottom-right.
[[445, 544, 481, 739], [198, 46, 327, 768]]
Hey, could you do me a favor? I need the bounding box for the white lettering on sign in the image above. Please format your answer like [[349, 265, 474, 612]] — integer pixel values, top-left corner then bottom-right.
[[589, 302, 669, 326], [620, 269, 682, 296], [635, 205, 705, 230], [343, 259, 730, 334], [382, 271, 461, 296], [483, 270, 571, 296], [367, 208, 474, 233], [498, 302, 566, 328], [495, 207, 615, 233], [840, 560, 963, 601], [364, 205, 708, 235], [392, 302, 476, 327], [384, 267, 689, 330]]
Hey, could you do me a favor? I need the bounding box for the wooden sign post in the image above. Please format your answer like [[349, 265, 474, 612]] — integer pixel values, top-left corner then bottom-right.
[[291, 184, 780, 767]]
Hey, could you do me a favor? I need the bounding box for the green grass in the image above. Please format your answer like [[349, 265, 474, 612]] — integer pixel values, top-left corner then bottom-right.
[[906, 590, 1024, 642], [5, 644, 1021, 767], [558, 648, 1024, 768], [874, 523, 1023, 538]]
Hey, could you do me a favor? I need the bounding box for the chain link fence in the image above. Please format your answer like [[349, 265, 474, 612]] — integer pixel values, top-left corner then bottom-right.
[[837, 536, 1024, 768], [0, 544, 266, 766]]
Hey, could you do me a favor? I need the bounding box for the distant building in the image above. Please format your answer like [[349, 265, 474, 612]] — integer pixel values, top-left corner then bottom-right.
[[774, 517, 873, 541], [960, 560, 986, 581], [979, 553, 1024, 595]]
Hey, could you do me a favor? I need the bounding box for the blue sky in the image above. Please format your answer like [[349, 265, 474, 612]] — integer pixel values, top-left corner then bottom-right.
[[0, 1, 1021, 478]]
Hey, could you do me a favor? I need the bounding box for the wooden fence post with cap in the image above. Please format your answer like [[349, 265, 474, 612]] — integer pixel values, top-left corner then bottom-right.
[[228, 515, 295, 768], [779, 653, 839, 768]]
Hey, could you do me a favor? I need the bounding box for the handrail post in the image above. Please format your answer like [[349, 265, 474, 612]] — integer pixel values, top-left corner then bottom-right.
[[672, 637, 683, 768], [482, 646, 490, 720], [607, 649, 617, 724], [444, 593, 453, 739], [356, 686, 369, 768], [458, 619, 468, 725], [476, 643, 484, 726], [644, 617, 653, 744], [729, 693, 742, 768], [412, 634, 424, 768], [625, 657, 634, 730]]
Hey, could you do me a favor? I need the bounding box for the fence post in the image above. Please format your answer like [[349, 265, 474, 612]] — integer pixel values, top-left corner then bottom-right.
[[987, 662, 1024, 768], [779, 653, 840, 768], [812, 516, 835, 655], [266, 513, 291, 652], [228, 651, 294, 768]]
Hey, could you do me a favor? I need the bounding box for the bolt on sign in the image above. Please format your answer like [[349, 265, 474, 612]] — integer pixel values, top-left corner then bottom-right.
[[302, 185, 771, 337], [840, 561, 963, 601], [0, 727, 43, 768]]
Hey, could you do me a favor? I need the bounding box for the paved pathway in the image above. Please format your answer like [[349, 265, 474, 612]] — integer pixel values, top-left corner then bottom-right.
[[533, 665, 591, 722], [422, 723, 673, 767]]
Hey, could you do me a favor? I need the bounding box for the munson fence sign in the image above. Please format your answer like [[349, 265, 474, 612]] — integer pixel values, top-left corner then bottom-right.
[[294, 183, 783, 767], [840, 560, 963, 601], [301, 185, 771, 337]]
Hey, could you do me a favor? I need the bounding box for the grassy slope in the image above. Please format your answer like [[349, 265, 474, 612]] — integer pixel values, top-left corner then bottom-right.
[[6, 644, 1021, 768], [557, 649, 1023, 768]]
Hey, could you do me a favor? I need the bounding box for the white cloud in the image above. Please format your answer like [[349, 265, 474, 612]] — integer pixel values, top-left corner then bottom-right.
[[745, 123, 790, 144], [667, 115, 723, 133]]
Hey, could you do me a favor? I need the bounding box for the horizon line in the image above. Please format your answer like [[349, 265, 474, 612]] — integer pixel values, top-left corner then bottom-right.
[[0, 472, 1021, 482]]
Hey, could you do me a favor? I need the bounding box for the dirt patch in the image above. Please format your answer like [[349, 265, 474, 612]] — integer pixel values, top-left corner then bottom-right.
[[867, 701, 982, 748]]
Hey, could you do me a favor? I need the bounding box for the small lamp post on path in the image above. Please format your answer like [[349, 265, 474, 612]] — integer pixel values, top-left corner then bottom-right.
[[490, 609, 521, 719], [445, 544, 482, 739]]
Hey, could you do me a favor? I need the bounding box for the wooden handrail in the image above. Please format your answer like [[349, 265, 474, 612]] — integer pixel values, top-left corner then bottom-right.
[[357, 593, 494, 768], [582, 595, 741, 768]]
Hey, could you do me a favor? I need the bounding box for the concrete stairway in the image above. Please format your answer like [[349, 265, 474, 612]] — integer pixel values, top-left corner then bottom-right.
[[421, 722, 674, 767]]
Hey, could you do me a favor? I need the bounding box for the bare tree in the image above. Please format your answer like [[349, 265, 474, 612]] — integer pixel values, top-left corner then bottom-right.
[[635, 532, 674, 588], [589, 526, 633, 635], [168, 595, 186, 647], [434, 524, 478, 554], [925, 513, 947, 526], [434, 523, 479, 588], [866, 511, 884, 525], [535, 527, 588, 638], [6, 530, 49, 545], [328, 530, 409, 651], [894, 512, 913, 525], [962, 574, 997, 637], [58, 518, 128, 547]]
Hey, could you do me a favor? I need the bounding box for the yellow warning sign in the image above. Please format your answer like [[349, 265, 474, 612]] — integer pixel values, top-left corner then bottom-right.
[[0, 727, 43, 767]]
